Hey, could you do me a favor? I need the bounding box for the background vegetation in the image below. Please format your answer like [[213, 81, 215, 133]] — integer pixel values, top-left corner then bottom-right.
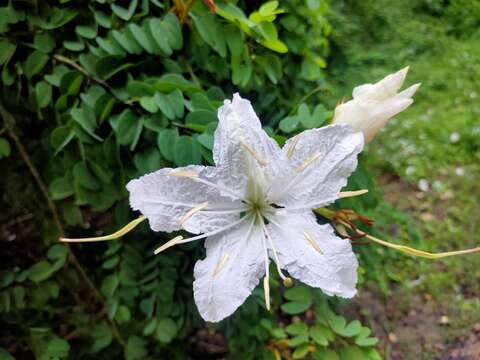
[[0, 0, 478, 359]]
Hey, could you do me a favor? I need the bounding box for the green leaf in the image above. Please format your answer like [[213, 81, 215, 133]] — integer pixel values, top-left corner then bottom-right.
[[280, 300, 311, 315], [287, 333, 309, 347], [103, 255, 120, 270], [126, 336, 147, 360], [186, 110, 217, 126], [270, 328, 287, 339], [101, 274, 119, 297], [284, 286, 312, 302], [154, 93, 175, 119], [139, 96, 158, 113], [149, 18, 173, 56], [157, 128, 178, 162], [174, 136, 202, 166], [111, 109, 141, 146], [310, 326, 329, 346], [74, 162, 101, 190], [168, 90, 185, 118], [91, 323, 112, 353], [112, 30, 143, 55], [143, 318, 157, 336], [338, 345, 364, 360], [49, 177, 74, 200], [0, 138, 11, 159], [163, 13, 183, 50], [47, 338, 70, 358], [35, 81, 52, 108], [24, 50, 49, 79], [50, 126, 75, 154], [71, 106, 102, 141], [0, 347, 15, 360], [28, 261, 55, 283], [134, 148, 161, 174], [279, 116, 299, 133], [96, 55, 133, 80], [33, 33, 55, 53], [292, 343, 309, 359], [47, 244, 67, 262], [111, 0, 138, 21], [59, 71, 84, 95], [155, 318, 178, 343], [285, 322, 308, 336], [75, 23, 98, 39], [314, 349, 340, 360], [128, 23, 155, 54]]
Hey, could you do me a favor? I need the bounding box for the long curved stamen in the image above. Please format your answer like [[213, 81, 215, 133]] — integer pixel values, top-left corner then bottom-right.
[[261, 226, 271, 311], [338, 189, 369, 199], [154, 235, 183, 255], [178, 202, 209, 225], [258, 214, 289, 281], [60, 216, 147, 243], [153, 214, 253, 255]]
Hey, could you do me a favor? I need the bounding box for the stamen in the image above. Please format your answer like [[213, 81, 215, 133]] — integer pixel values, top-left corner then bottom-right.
[[60, 216, 147, 243], [303, 231, 323, 254], [154, 235, 183, 255], [178, 202, 209, 225], [262, 231, 271, 311], [286, 136, 300, 158], [168, 170, 199, 178], [263, 276, 271, 311], [296, 152, 322, 172], [177, 214, 253, 244], [212, 253, 230, 277], [338, 189, 369, 199], [259, 216, 288, 280], [240, 140, 267, 166]]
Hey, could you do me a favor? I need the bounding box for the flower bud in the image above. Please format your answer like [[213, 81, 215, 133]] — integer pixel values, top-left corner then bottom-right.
[[332, 67, 420, 142]]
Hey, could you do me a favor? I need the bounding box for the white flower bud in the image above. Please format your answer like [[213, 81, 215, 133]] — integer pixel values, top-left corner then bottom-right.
[[332, 67, 420, 142]]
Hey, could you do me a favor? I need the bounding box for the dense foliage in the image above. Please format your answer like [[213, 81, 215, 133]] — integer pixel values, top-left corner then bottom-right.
[[0, 0, 442, 359]]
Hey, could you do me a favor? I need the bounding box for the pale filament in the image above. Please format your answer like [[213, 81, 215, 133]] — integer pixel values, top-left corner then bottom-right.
[[240, 140, 267, 166], [337, 189, 369, 199], [178, 202, 209, 225], [262, 229, 271, 311], [303, 231, 323, 254], [258, 214, 288, 280], [153, 214, 253, 255]]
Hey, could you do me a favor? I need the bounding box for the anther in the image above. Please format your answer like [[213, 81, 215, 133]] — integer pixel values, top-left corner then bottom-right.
[[240, 140, 267, 166], [296, 152, 322, 172], [283, 277, 294, 288], [168, 170, 199, 178], [178, 202, 208, 225], [337, 189, 369, 199], [263, 276, 271, 311], [154, 235, 183, 255], [287, 136, 300, 158], [212, 253, 230, 277], [303, 231, 323, 254]]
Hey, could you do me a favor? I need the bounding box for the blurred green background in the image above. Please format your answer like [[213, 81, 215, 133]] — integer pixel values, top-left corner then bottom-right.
[[0, 0, 479, 359]]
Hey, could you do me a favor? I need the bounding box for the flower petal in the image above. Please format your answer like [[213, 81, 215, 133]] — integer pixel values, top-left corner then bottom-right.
[[127, 165, 243, 234], [268, 210, 358, 298], [213, 93, 285, 198], [193, 217, 265, 322], [269, 124, 363, 209]]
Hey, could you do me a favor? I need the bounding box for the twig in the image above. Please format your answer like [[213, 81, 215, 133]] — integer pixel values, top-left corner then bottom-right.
[[0, 106, 127, 349]]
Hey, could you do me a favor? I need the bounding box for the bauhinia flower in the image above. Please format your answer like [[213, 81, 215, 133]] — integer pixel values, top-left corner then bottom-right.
[[332, 67, 421, 142], [125, 94, 364, 322]]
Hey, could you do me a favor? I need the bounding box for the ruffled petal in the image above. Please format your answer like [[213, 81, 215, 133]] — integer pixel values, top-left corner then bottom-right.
[[267, 210, 358, 298], [268, 124, 363, 210], [213, 93, 285, 198], [127, 165, 243, 234], [193, 217, 265, 322]]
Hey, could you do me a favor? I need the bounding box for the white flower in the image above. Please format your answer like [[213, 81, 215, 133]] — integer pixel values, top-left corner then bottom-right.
[[333, 67, 421, 142], [450, 132, 460, 143], [127, 94, 364, 322]]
